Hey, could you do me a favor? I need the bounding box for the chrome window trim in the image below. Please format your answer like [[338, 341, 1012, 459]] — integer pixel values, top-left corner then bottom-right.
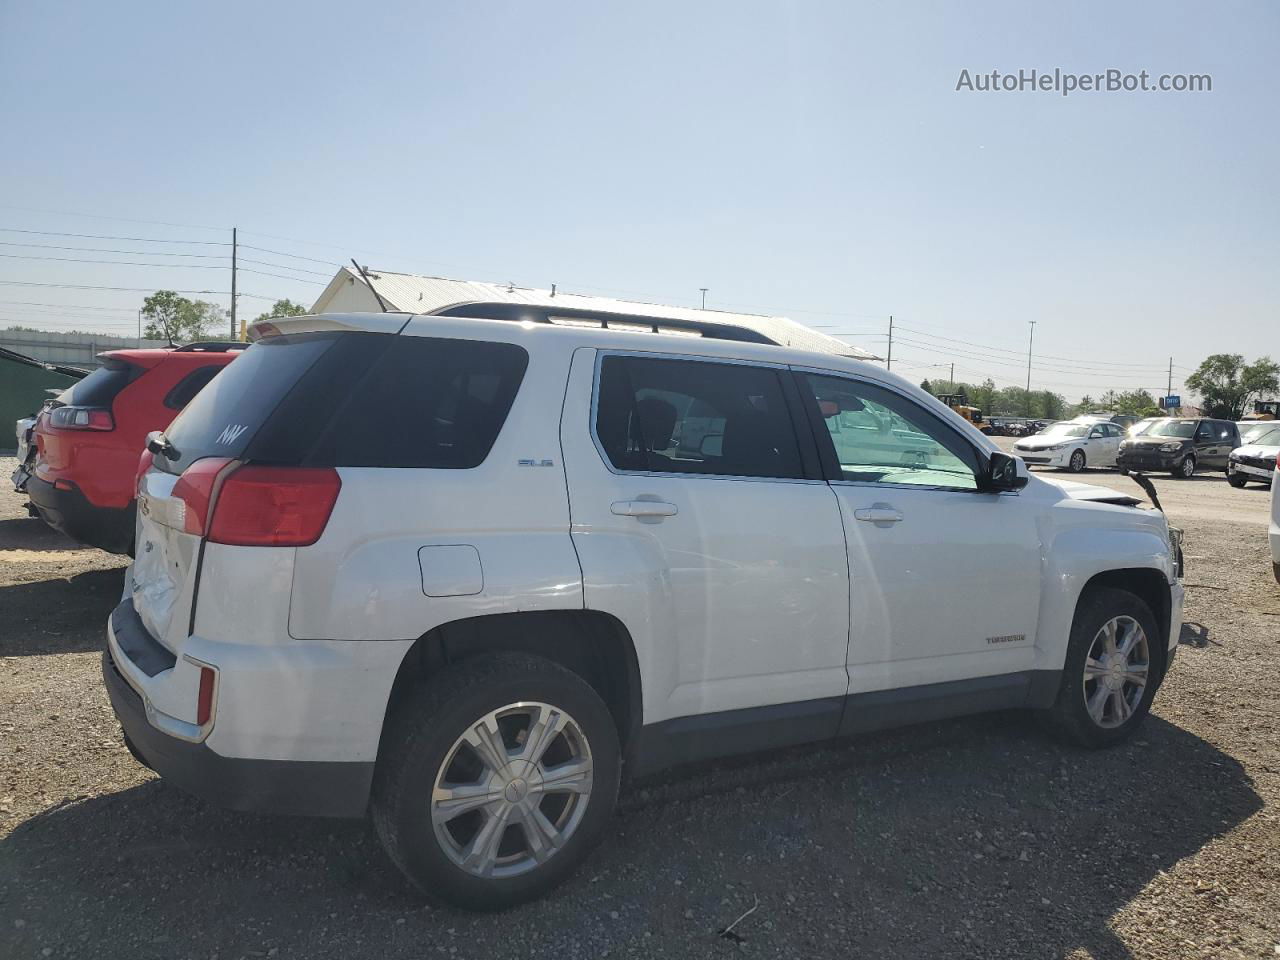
[[588, 348, 822, 485]]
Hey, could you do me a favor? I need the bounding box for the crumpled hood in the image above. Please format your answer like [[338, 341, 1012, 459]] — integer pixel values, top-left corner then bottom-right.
[[1232, 443, 1280, 459], [1038, 476, 1144, 506]]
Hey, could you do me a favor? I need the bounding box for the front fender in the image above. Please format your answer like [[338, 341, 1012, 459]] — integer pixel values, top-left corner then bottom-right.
[[1035, 502, 1173, 671]]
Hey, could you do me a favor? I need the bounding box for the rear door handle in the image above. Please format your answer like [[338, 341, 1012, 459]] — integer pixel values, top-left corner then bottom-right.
[[611, 499, 678, 518], [853, 506, 904, 524]]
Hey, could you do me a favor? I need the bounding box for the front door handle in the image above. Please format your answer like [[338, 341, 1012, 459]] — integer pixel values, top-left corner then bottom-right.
[[853, 506, 904, 524], [611, 499, 678, 518]]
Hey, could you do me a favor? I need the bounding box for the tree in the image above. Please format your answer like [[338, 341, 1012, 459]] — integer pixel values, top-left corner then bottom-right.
[[1185, 354, 1280, 420], [140, 290, 224, 343], [254, 299, 309, 323], [1113, 389, 1157, 416], [920, 379, 933, 394]]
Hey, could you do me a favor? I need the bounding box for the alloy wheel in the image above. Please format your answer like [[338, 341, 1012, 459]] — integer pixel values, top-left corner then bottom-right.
[[1081, 615, 1150, 729], [1180, 456, 1196, 477], [431, 702, 593, 879], [1070, 450, 1085, 472]]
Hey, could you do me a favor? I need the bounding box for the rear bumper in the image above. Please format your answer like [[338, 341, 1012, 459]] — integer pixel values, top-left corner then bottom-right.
[[103, 599, 373, 818], [26, 474, 135, 554], [1116, 452, 1180, 472]]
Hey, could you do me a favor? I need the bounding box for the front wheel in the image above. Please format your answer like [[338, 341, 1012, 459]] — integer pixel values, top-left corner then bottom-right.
[[1067, 449, 1086, 473], [1042, 587, 1160, 748], [372, 653, 621, 911], [1173, 454, 1196, 479], [1227, 472, 1248, 488]]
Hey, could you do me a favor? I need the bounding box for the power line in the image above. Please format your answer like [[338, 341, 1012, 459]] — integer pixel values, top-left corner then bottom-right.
[[238, 243, 342, 267], [0, 299, 138, 313], [894, 323, 1171, 372], [0, 252, 229, 268], [237, 257, 332, 277], [236, 268, 325, 284], [0, 226, 228, 245], [0, 280, 279, 300], [0, 240, 228, 258]]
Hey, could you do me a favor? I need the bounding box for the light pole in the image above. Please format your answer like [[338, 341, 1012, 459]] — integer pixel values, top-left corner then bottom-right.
[[1025, 321, 1036, 416], [699, 288, 708, 310]]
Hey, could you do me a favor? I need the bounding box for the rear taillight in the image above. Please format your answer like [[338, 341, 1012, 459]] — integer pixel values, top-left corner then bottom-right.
[[196, 665, 216, 726], [171, 457, 235, 536], [48, 405, 114, 431], [208, 466, 341, 547]]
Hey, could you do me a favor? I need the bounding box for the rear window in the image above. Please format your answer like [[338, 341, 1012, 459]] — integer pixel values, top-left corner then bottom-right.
[[157, 332, 528, 474], [157, 333, 348, 474], [163, 364, 225, 410], [58, 357, 141, 407]]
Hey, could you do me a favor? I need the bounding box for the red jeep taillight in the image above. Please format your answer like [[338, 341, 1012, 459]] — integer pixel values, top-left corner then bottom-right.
[[207, 466, 341, 547], [47, 405, 114, 431]]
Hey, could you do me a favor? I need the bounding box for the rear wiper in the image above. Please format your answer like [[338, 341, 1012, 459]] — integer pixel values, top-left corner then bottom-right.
[[146, 431, 181, 461]]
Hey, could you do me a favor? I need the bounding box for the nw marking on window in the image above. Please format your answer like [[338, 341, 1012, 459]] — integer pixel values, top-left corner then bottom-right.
[[217, 424, 248, 446]]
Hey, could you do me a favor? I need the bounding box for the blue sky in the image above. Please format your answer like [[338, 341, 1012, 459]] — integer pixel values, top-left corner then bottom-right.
[[1, 0, 1275, 401]]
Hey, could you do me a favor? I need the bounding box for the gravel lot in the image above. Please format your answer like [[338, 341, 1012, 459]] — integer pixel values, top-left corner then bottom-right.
[[2, 451, 1278, 959]]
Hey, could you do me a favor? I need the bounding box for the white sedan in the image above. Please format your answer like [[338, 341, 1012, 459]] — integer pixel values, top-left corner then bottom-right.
[[1012, 420, 1123, 472], [1228, 422, 1280, 488]]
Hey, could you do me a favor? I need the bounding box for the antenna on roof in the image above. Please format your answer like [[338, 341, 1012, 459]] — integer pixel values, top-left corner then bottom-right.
[[350, 259, 390, 313]]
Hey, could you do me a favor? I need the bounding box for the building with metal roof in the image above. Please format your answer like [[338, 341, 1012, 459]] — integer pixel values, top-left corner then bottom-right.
[[310, 267, 877, 360]]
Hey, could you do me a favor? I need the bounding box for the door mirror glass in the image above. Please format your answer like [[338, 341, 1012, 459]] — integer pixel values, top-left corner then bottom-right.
[[983, 452, 1027, 492]]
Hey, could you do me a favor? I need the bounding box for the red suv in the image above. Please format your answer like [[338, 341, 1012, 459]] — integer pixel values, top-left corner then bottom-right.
[[25, 342, 244, 554]]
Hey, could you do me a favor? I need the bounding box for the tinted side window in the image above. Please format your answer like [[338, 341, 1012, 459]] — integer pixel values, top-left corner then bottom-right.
[[801, 373, 980, 490], [163, 364, 224, 410], [308, 337, 529, 469], [595, 355, 804, 479]]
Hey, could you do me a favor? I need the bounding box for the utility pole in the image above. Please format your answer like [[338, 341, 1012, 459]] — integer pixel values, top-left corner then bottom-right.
[[137, 308, 142, 347], [886, 315, 894, 371], [230, 226, 238, 339], [699, 288, 708, 310], [1025, 320, 1036, 416], [1167, 357, 1173, 407], [949, 362, 955, 387]]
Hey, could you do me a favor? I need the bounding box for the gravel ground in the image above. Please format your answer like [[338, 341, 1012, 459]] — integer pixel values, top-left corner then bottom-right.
[[1, 452, 1278, 959]]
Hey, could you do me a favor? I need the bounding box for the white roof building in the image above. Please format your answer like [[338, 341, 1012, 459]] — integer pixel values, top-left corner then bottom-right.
[[310, 267, 878, 360]]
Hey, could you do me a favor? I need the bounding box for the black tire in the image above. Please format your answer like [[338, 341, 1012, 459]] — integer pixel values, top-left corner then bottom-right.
[[1172, 454, 1196, 479], [1227, 472, 1248, 488], [372, 652, 621, 911], [1042, 587, 1161, 748], [1067, 449, 1086, 473], [1117, 467, 1130, 476]]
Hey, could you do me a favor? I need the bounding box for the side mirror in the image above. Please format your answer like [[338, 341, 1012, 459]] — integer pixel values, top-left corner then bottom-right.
[[983, 451, 1028, 492]]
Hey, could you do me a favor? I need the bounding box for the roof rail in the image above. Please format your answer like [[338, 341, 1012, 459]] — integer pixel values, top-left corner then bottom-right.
[[173, 341, 248, 353], [430, 302, 776, 345]]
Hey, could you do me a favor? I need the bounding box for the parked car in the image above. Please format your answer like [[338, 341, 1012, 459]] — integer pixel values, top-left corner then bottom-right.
[[11, 415, 37, 495], [1011, 419, 1123, 472], [1271, 453, 1280, 584], [103, 311, 1186, 909], [1228, 423, 1280, 488], [1117, 418, 1241, 479], [25, 342, 243, 553]]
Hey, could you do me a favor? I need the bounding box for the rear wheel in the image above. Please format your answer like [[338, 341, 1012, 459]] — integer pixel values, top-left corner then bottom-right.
[[1067, 449, 1086, 473], [1227, 472, 1249, 488], [1173, 454, 1196, 479], [372, 653, 620, 911], [1043, 587, 1160, 748]]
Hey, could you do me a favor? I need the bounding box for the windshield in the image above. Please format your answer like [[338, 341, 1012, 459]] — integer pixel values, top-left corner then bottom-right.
[[1129, 419, 1158, 436], [1145, 419, 1198, 439], [1240, 424, 1280, 446], [1041, 423, 1089, 438]]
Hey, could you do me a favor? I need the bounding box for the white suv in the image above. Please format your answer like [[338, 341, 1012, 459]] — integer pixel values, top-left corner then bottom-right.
[[105, 310, 1185, 909]]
